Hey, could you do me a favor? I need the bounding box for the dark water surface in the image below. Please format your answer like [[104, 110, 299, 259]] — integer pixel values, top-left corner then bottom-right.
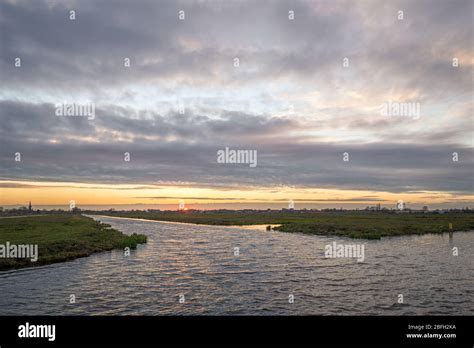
[[0, 215, 472, 315]]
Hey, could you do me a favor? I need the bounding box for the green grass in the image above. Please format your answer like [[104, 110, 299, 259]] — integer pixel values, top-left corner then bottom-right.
[[274, 213, 474, 239], [0, 214, 147, 271], [97, 210, 474, 240]]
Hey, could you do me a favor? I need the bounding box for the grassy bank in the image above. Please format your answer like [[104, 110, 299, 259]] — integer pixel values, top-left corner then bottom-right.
[[96, 210, 474, 240], [0, 214, 147, 271]]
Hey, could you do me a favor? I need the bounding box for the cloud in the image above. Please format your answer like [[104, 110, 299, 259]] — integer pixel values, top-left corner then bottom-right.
[[0, 100, 472, 194], [138, 196, 387, 202], [1, 0, 472, 95]]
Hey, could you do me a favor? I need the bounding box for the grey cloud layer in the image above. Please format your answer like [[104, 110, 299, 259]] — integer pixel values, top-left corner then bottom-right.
[[1, 0, 472, 94], [0, 100, 472, 193]]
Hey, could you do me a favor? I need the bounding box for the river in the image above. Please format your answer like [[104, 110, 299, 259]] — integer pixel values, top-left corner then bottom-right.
[[0, 215, 472, 315]]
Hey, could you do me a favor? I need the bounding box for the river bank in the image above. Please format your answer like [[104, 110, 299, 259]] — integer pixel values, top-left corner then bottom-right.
[[0, 215, 147, 271], [92, 210, 474, 240]]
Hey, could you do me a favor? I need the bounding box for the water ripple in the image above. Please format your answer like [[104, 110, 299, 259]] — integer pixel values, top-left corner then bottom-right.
[[0, 215, 472, 315]]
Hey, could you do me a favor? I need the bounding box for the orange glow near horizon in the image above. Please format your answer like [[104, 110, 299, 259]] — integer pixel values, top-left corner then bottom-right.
[[0, 180, 472, 208]]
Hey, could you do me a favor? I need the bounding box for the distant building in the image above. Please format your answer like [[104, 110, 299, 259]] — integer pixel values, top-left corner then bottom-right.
[[365, 204, 382, 211], [423, 206, 428, 211], [28, 201, 32, 212]]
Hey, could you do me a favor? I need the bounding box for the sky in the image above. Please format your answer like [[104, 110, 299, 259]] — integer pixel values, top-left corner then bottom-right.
[[0, 0, 473, 210]]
